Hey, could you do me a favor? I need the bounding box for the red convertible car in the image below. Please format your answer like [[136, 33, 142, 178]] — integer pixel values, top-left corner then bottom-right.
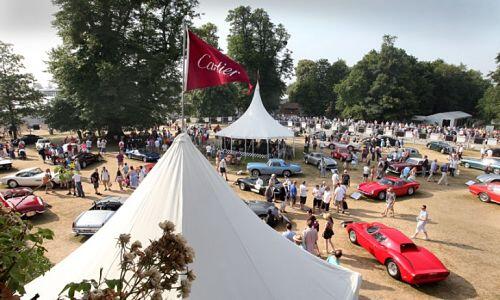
[[0, 188, 48, 217], [358, 176, 420, 200], [468, 182, 500, 204], [343, 221, 449, 285]]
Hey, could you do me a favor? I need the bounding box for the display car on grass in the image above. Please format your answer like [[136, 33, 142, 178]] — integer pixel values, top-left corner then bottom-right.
[[426, 141, 455, 154], [235, 176, 285, 200], [0, 157, 13, 171], [468, 182, 500, 204], [387, 158, 427, 175], [460, 157, 500, 175], [246, 159, 302, 177], [35, 138, 52, 150], [343, 221, 449, 285], [72, 196, 127, 235], [361, 135, 399, 147], [358, 176, 420, 200], [0, 167, 60, 188], [12, 134, 43, 146], [303, 152, 338, 170], [72, 152, 103, 168], [125, 149, 161, 162], [243, 199, 290, 228], [325, 141, 358, 151], [331, 147, 352, 161], [0, 188, 49, 217], [475, 174, 500, 184]]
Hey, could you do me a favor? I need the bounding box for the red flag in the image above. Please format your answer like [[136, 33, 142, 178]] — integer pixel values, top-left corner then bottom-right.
[[185, 30, 252, 92]]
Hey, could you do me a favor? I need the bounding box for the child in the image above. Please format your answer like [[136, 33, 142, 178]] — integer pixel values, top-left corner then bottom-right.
[[327, 249, 343, 266]]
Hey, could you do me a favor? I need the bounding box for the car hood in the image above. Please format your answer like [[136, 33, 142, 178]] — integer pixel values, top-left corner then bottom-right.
[[244, 200, 277, 215], [74, 210, 115, 228], [359, 181, 383, 191], [4, 196, 45, 212], [0, 159, 12, 165], [476, 174, 500, 183]]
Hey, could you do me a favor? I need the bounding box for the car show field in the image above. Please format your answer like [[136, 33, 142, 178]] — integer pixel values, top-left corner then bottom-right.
[[2, 132, 499, 299]]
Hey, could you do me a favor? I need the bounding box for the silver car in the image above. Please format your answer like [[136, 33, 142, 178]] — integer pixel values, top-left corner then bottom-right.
[[72, 196, 127, 235], [303, 152, 338, 170], [476, 174, 500, 184]]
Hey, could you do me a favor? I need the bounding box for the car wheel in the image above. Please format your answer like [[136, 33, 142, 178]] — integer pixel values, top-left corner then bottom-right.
[[239, 182, 246, 190], [283, 170, 291, 177], [82, 161, 87, 168], [251, 169, 260, 176], [386, 259, 401, 279], [441, 148, 445, 154], [143, 157, 148, 162], [329, 144, 335, 150], [426, 144, 431, 149], [7, 180, 18, 188], [464, 162, 470, 168], [479, 192, 491, 203], [348, 230, 358, 244], [407, 187, 414, 196], [378, 191, 386, 200]]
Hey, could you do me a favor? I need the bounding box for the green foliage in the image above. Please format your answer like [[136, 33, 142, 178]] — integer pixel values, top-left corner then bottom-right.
[[186, 23, 239, 117], [60, 221, 195, 299], [334, 35, 490, 121], [288, 59, 349, 116], [49, 0, 198, 134], [0, 208, 54, 296], [477, 53, 500, 122], [226, 6, 293, 112], [0, 41, 44, 139]]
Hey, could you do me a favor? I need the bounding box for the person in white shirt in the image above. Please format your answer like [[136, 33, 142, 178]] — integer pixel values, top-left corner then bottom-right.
[[219, 158, 228, 181], [331, 169, 340, 187], [101, 166, 110, 191], [100, 138, 107, 153], [333, 183, 346, 213], [73, 172, 85, 197], [205, 144, 212, 158], [362, 163, 370, 182], [85, 139, 92, 152], [411, 205, 429, 240], [322, 186, 332, 212], [487, 148, 493, 157], [299, 181, 308, 210]]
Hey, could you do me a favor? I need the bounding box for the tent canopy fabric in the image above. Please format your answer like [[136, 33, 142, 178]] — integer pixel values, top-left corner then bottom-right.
[[24, 133, 361, 299], [216, 83, 294, 139]]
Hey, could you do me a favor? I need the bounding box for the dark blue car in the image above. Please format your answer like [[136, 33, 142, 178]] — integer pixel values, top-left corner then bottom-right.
[[125, 149, 160, 162]]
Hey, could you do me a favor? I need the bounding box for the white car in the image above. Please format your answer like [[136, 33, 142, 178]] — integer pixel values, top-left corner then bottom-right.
[[72, 196, 127, 235], [0, 167, 59, 188], [0, 158, 12, 171], [35, 139, 51, 150]]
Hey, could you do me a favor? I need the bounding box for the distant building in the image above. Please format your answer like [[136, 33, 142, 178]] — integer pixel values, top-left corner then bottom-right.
[[413, 111, 472, 127], [40, 88, 59, 100]]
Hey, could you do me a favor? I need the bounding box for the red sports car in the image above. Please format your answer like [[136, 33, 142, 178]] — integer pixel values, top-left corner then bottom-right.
[[468, 182, 500, 204], [331, 147, 351, 161], [343, 221, 449, 285], [358, 176, 420, 200], [0, 189, 48, 217]]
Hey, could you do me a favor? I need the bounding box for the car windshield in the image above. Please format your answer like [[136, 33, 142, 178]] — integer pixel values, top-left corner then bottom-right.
[[31, 168, 43, 175], [406, 158, 419, 164], [378, 178, 394, 185], [367, 226, 379, 234]]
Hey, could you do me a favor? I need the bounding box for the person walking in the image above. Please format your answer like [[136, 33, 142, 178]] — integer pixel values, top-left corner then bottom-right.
[[331, 169, 340, 187], [341, 170, 350, 189], [265, 182, 274, 203], [90, 168, 101, 195], [303, 219, 320, 256], [129, 168, 139, 189], [101, 167, 110, 191], [411, 205, 429, 240], [421, 155, 429, 177], [323, 216, 335, 254], [319, 157, 327, 178], [362, 163, 370, 182], [290, 180, 298, 208], [312, 185, 322, 213], [73, 171, 85, 198], [42, 169, 53, 194], [299, 181, 308, 211], [438, 163, 449, 186], [381, 187, 396, 217], [115, 170, 124, 191], [219, 157, 228, 181], [116, 151, 124, 167], [427, 159, 439, 182], [333, 183, 346, 213]]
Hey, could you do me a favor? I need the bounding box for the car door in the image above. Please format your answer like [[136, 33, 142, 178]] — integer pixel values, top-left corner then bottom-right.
[[371, 232, 389, 263], [392, 180, 406, 196], [15, 171, 30, 185], [273, 161, 283, 173]]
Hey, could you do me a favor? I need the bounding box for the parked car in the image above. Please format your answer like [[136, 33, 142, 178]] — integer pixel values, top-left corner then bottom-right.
[[303, 152, 338, 170], [343, 221, 449, 284], [12, 134, 43, 146], [468, 182, 500, 204], [490, 148, 500, 157], [0, 189, 49, 217], [402, 147, 422, 158], [246, 159, 302, 177], [460, 157, 500, 175], [0, 158, 13, 171], [235, 176, 285, 200], [426, 141, 455, 154], [243, 200, 290, 228], [0, 167, 60, 188], [357, 176, 420, 200], [125, 149, 161, 162], [475, 174, 500, 184], [361, 135, 399, 147], [326, 141, 358, 151], [35, 138, 52, 150], [72, 196, 127, 235], [72, 152, 103, 169], [331, 147, 351, 161], [387, 158, 427, 175]]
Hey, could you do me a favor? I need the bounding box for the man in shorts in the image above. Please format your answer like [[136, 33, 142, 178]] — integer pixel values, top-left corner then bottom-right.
[[333, 183, 346, 213], [299, 181, 308, 210], [411, 205, 429, 240]]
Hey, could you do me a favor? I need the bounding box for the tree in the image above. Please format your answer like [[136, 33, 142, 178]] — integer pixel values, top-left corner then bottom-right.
[[288, 59, 349, 116], [226, 6, 293, 112], [0, 207, 54, 297], [49, 0, 198, 136], [186, 23, 239, 117], [0, 41, 43, 139], [477, 53, 500, 122]]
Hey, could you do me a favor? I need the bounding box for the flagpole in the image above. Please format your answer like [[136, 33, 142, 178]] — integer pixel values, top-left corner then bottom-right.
[[181, 20, 187, 132]]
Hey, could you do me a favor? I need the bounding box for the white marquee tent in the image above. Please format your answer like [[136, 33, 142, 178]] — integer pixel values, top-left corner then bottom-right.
[[24, 134, 361, 299], [216, 83, 293, 139]]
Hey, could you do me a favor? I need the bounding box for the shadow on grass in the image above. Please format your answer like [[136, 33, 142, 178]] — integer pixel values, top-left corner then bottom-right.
[[415, 271, 477, 299]]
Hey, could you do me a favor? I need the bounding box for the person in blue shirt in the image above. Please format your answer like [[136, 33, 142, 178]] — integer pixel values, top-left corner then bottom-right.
[[282, 223, 296, 242], [290, 180, 298, 208], [327, 249, 343, 266], [401, 166, 411, 179]]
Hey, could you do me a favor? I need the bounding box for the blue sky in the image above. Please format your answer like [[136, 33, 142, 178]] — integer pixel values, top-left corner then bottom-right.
[[1, 0, 499, 85]]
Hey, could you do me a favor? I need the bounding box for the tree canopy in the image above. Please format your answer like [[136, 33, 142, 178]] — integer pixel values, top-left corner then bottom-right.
[[226, 6, 293, 112], [0, 41, 43, 139], [477, 53, 500, 123], [47, 0, 198, 134]]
